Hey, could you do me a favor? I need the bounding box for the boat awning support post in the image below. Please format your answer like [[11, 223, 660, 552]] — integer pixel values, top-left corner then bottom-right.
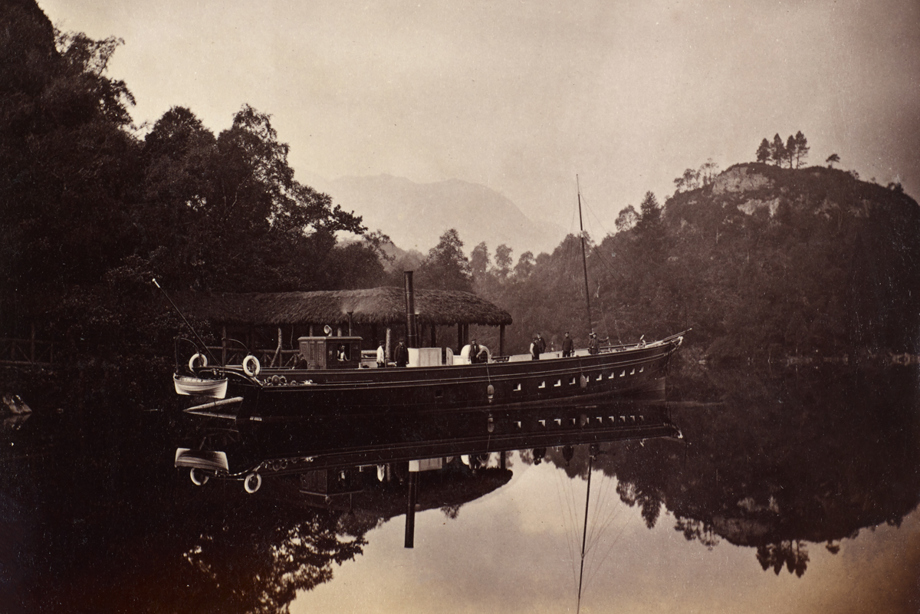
[[499, 324, 505, 357]]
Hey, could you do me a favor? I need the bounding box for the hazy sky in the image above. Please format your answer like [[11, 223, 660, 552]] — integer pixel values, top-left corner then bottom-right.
[[38, 0, 920, 234]]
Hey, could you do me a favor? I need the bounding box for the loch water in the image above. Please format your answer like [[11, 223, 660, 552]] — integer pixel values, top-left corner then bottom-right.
[[1, 364, 918, 614]]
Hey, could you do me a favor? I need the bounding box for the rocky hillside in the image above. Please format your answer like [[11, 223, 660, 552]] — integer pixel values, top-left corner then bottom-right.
[[659, 163, 920, 358], [467, 162, 920, 361]]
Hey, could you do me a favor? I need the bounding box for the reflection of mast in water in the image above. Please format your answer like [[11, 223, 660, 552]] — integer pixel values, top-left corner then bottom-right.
[[576, 448, 594, 614], [553, 443, 630, 614]]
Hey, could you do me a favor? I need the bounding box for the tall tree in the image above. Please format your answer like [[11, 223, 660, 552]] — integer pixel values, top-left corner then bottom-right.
[[770, 134, 786, 167], [615, 205, 639, 232], [513, 251, 536, 279], [493, 244, 513, 279], [756, 138, 772, 163], [415, 228, 473, 292], [791, 131, 809, 168], [785, 135, 797, 169], [470, 241, 490, 279]]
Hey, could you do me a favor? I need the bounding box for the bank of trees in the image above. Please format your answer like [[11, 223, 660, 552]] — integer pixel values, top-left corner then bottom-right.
[[1, 5, 380, 409], [422, 160, 920, 364]]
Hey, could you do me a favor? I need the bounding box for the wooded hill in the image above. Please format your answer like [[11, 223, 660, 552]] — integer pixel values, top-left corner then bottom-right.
[[469, 163, 920, 362]]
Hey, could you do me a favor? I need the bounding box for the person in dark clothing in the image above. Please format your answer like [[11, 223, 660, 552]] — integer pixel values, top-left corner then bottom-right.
[[469, 339, 481, 364], [536, 333, 546, 356], [530, 335, 541, 360], [561, 332, 574, 357], [588, 332, 599, 355], [394, 340, 409, 367]]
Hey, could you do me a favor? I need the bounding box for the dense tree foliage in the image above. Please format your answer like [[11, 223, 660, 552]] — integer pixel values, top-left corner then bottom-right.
[[414, 228, 473, 292], [0, 4, 377, 411], [460, 161, 919, 363]]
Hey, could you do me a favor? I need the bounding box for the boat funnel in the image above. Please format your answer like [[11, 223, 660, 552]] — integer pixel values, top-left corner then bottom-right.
[[404, 271, 419, 349]]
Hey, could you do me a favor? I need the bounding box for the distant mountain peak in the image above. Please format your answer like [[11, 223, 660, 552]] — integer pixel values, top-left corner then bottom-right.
[[325, 174, 564, 256]]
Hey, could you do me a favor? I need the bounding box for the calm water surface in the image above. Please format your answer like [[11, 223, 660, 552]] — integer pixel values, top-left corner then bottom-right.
[[1, 365, 918, 613]]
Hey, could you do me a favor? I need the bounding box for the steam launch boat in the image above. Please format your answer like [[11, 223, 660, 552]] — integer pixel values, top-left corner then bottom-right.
[[172, 272, 687, 435]]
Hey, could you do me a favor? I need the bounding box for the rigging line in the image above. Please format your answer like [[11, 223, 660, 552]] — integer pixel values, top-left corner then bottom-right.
[[587, 487, 624, 559], [583, 503, 636, 596], [553, 463, 581, 589], [584, 470, 622, 559], [584, 467, 616, 551], [576, 189, 615, 243]]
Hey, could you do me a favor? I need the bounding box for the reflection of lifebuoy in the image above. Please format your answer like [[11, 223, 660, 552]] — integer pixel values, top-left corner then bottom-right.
[[243, 355, 261, 377], [244, 472, 262, 494], [189, 353, 208, 370], [190, 468, 209, 486]]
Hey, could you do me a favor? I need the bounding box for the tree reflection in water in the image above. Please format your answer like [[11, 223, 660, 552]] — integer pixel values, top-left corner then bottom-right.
[[542, 365, 920, 578]]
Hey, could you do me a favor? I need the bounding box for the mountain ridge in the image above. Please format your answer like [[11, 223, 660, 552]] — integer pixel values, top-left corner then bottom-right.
[[316, 174, 565, 257]]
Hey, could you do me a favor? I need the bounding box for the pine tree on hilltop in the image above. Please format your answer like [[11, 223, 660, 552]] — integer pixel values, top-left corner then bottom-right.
[[785, 135, 797, 168], [756, 138, 771, 163], [791, 131, 809, 168], [771, 134, 786, 166]]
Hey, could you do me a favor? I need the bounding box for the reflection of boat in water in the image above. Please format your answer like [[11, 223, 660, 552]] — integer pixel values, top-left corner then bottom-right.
[[176, 399, 682, 550], [175, 400, 681, 494]]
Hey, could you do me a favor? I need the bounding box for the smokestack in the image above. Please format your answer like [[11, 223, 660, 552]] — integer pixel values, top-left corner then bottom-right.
[[404, 271, 418, 349]]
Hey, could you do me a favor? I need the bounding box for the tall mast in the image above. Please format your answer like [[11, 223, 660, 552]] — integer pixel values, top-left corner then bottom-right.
[[577, 175, 593, 332]]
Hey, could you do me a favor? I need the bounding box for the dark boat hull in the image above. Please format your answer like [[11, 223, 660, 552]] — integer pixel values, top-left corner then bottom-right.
[[227, 335, 682, 420]]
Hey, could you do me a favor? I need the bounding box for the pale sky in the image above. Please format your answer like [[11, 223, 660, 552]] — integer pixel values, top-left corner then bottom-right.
[[38, 0, 920, 233]]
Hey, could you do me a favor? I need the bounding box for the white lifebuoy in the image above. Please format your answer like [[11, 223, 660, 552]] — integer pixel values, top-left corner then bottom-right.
[[243, 355, 261, 377], [189, 353, 208, 370]]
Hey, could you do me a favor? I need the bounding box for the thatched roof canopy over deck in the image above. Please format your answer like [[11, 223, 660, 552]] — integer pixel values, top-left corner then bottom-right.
[[176, 287, 512, 328]]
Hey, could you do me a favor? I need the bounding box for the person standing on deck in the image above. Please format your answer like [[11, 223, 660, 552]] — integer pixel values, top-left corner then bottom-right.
[[394, 340, 409, 367], [561, 332, 574, 357], [588, 332, 599, 355], [469, 339, 481, 364], [376, 343, 385, 368], [536, 333, 546, 356]]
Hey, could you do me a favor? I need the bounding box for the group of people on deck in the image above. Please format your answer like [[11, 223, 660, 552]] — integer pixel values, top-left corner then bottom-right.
[[371, 330, 604, 367], [376, 340, 408, 368], [531, 330, 602, 359]]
